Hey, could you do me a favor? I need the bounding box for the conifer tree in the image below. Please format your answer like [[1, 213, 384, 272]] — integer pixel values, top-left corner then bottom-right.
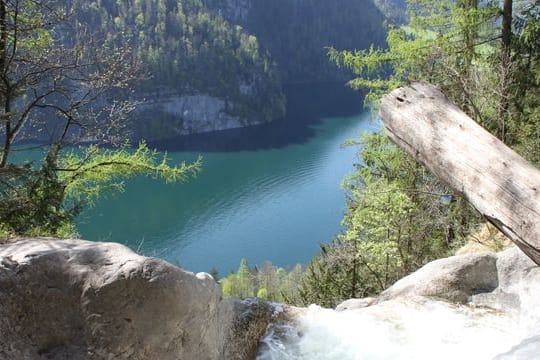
[[0, 1, 200, 237]]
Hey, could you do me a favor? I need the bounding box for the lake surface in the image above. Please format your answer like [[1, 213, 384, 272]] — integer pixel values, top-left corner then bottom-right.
[[76, 85, 378, 274]]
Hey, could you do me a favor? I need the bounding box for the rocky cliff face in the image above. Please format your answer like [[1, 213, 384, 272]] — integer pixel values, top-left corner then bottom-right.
[[0, 239, 279, 360], [133, 92, 260, 139]]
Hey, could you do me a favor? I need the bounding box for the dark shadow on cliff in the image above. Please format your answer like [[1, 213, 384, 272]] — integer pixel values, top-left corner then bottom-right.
[[147, 83, 365, 152]]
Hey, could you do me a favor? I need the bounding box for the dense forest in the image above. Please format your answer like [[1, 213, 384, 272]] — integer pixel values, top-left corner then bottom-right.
[[63, 0, 389, 138], [203, 0, 388, 83], [69, 0, 285, 135], [0, 0, 204, 236]]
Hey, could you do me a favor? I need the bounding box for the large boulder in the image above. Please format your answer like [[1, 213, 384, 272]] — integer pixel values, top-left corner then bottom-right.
[[0, 238, 275, 360], [377, 252, 499, 304], [257, 247, 540, 359], [374, 247, 540, 310], [358, 246, 540, 323]]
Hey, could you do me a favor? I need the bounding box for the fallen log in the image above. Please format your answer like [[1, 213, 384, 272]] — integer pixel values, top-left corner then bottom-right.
[[379, 82, 540, 265]]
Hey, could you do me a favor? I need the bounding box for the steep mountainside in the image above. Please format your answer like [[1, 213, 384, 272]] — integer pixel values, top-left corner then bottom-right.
[[66, 0, 388, 138], [204, 0, 388, 83], [70, 0, 285, 138]]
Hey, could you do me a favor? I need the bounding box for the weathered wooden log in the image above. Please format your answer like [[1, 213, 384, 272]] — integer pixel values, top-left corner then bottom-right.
[[379, 81, 540, 265]]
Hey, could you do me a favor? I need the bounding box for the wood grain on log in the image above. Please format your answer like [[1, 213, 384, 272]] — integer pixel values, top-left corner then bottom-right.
[[379, 82, 540, 265]]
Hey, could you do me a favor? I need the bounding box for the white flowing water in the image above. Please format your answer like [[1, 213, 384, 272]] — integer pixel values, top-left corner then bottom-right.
[[257, 298, 533, 360]]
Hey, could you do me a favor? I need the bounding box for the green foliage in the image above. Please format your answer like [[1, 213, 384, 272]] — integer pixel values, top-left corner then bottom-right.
[[219, 0, 540, 310], [60, 142, 201, 204], [301, 0, 540, 307], [299, 133, 475, 305], [329, 0, 500, 114], [0, 2, 201, 238], [0, 149, 79, 237], [256, 288, 269, 300], [506, 16, 540, 164], [235, 258, 254, 298], [205, 0, 387, 83], [298, 239, 360, 308], [0, 143, 200, 237], [219, 260, 303, 303], [331, 0, 540, 159], [221, 274, 235, 297], [70, 0, 285, 124]]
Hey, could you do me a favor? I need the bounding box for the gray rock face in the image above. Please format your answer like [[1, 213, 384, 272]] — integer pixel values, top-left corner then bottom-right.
[[0, 239, 275, 360], [336, 246, 540, 316], [373, 248, 540, 311], [377, 252, 499, 304], [474, 247, 540, 335], [136, 92, 259, 139], [259, 247, 540, 360], [219, 298, 276, 360]]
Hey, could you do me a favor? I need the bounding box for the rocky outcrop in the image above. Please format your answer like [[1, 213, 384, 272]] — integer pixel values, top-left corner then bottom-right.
[[255, 247, 539, 359], [377, 252, 499, 304], [332, 246, 540, 328], [0, 238, 276, 360], [134, 92, 260, 140], [370, 247, 540, 360], [4, 240, 538, 359], [371, 247, 539, 311]]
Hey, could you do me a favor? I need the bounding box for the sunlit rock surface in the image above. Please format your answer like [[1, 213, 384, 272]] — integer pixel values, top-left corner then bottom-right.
[[257, 247, 540, 360], [0, 238, 275, 360], [378, 252, 499, 304]]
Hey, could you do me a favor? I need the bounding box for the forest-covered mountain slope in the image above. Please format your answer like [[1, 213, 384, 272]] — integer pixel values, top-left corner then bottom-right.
[[66, 0, 387, 138], [69, 0, 286, 138], [203, 0, 388, 83]]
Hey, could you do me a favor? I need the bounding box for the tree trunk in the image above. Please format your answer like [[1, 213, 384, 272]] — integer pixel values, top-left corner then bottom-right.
[[498, 0, 513, 142], [501, 0, 512, 53], [0, 0, 8, 168], [379, 82, 540, 265]]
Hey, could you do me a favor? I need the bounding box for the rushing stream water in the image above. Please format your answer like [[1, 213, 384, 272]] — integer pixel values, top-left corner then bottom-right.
[[256, 299, 526, 360]]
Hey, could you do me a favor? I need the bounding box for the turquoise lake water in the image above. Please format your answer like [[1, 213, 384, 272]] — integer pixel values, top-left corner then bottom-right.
[[76, 86, 378, 274]]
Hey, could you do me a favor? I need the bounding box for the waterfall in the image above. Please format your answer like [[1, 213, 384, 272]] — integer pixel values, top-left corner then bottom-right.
[[257, 298, 526, 360]]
